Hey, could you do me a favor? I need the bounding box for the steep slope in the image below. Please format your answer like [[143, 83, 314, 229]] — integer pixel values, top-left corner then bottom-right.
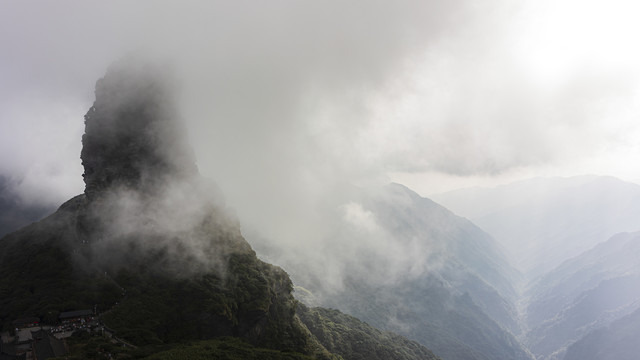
[[253, 183, 530, 360], [564, 307, 640, 360], [526, 232, 640, 330], [297, 304, 440, 360], [431, 176, 640, 278], [370, 184, 520, 304], [522, 232, 640, 359], [0, 201, 314, 352], [324, 275, 529, 360]]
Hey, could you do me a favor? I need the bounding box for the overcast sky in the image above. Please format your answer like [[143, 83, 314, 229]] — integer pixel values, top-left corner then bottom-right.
[[2, 0, 640, 215]]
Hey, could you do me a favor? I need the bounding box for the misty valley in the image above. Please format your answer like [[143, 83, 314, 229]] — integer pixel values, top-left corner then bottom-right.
[[2, 60, 640, 360]]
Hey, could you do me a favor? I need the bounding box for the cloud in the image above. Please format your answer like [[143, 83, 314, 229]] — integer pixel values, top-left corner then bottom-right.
[[0, 1, 475, 202], [2, 1, 640, 286]]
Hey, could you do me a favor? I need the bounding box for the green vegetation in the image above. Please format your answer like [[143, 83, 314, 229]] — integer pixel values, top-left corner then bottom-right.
[[0, 196, 311, 355], [0, 195, 443, 360], [53, 333, 315, 360], [143, 337, 316, 360], [320, 276, 530, 360], [50, 330, 168, 360], [99, 252, 312, 352], [297, 304, 440, 360], [0, 200, 123, 329]]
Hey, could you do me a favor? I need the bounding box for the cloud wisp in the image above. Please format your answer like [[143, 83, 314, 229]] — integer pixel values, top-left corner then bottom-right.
[[2, 1, 640, 283]]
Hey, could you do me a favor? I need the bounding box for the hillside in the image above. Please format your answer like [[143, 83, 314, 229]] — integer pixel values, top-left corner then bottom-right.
[[252, 183, 531, 360], [297, 304, 440, 360], [0, 199, 320, 353]]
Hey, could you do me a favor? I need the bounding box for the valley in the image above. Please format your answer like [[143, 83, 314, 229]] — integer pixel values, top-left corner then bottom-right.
[[431, 176, 640, 359]]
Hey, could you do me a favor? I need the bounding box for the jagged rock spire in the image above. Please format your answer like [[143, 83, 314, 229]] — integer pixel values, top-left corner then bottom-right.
[[81, 59, 197, 198]]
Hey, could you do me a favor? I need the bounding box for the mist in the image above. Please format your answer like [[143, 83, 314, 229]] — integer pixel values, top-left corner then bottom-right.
[[49, 59, 248, 279], [5, 2, 640, 359], [3, 0, 640, 295]]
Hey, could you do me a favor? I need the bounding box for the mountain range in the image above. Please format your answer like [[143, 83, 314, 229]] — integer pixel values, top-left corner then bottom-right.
[[433, 177, 640, 359], [431, 176, 640, 279], [524, 231, 640, 359]]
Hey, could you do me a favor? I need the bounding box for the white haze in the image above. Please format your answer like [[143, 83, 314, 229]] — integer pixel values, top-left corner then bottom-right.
[[2, 1, 640, 283], [80, 176, 242, 277]]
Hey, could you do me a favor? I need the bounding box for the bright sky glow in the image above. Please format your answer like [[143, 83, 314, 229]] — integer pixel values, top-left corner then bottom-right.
[[2, 0, 640, 204]]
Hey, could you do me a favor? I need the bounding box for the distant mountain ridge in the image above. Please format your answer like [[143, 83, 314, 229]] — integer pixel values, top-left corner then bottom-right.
[[432, 176, 640, 359], [431, 176, 640, 278], [0, 175, 53, 238], [523, 231, 640, 359], [564, 306, 640, 360]]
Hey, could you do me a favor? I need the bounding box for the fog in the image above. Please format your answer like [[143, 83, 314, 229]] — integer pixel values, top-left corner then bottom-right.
[[3, 0, 640, 295], [61, 60, 246, 277]]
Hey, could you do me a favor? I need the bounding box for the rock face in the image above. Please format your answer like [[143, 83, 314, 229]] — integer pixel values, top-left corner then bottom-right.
[[75, 59, 247, 274], [0, 60, 315, 356], [81, 61, 197, 198]]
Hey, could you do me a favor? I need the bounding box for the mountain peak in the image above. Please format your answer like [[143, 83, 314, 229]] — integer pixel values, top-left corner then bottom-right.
[[80, 59, 197, 198]]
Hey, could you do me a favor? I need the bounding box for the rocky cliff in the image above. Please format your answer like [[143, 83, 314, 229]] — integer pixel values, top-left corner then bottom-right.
[[0, 59, 322, 357]]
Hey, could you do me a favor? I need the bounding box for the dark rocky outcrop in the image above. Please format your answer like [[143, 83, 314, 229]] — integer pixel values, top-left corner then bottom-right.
[[0, 59, 323, 357], [80, 61, 197, 199]]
